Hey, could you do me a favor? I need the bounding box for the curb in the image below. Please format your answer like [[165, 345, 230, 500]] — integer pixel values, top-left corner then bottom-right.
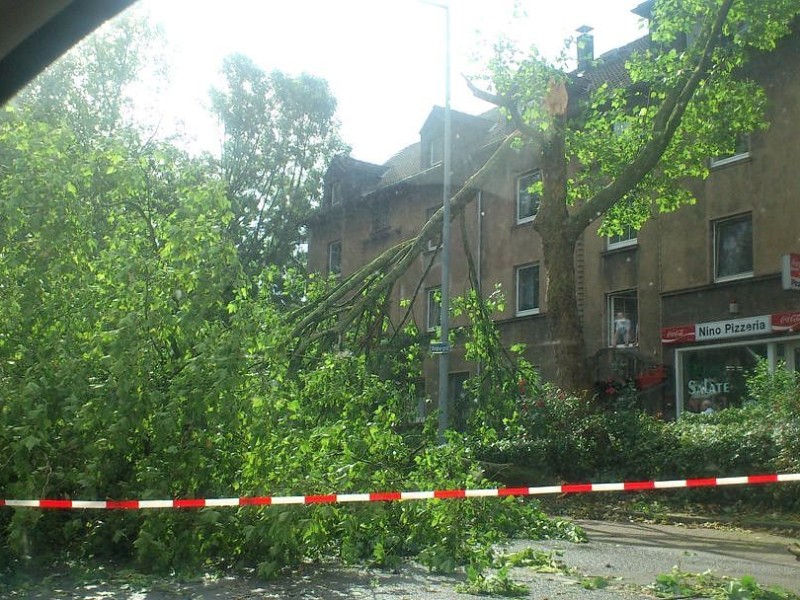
[[640, 511, 800, 533]]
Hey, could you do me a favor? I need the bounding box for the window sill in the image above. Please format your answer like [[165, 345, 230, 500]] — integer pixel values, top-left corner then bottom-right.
[[515, 308, 541, 318], [710, 152, 750, 170], [513, 218, 536, 230], [603, 242, 638, 256], [714, 271, 754, 284]]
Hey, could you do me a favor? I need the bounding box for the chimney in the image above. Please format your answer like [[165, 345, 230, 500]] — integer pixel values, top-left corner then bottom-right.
[[576, 25, 594, 71]]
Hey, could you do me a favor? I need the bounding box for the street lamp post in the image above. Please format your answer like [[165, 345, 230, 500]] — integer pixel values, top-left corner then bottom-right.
[[420, 0, 452, 444]]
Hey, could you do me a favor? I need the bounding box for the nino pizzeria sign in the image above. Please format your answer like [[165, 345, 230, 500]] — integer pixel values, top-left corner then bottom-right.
[[695, 315, 771, 341], [662, 312, 800, 344]]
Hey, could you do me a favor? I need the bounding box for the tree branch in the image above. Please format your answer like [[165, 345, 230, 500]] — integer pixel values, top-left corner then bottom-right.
[[289, 130, 520, 352], [465, 76, 539, 139], [569, 0, 736, 235]]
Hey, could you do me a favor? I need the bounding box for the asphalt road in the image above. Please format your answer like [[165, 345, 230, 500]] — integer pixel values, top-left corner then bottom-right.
[[6, 520, 799, 599], [532, 519, 800, 592]]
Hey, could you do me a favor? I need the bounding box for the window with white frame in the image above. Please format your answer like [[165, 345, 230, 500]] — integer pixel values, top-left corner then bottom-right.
[[710, 135, 750, 168], [426, 286, 441, 332], [330, 183, 341, 206], [714, 214, 753, 282], [425, 206, 441, 252], [607, 224, 637, 250], [608, 290, 638, 347], [428, 138, 443, 167], [516, 170, 541, 224], [516, 264, 540, 316], [328, 240, 341, 276]]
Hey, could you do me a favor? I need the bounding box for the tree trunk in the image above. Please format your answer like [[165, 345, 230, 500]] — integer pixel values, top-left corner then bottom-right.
[[539, 224, 591, 392], [535, 110, 592, 393]]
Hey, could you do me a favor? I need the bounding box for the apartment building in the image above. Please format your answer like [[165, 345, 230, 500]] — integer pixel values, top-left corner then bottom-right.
[[307, 15, 800, 420]]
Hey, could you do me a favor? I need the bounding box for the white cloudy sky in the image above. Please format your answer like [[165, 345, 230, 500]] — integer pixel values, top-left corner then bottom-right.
[[135, 0, 646, 164]]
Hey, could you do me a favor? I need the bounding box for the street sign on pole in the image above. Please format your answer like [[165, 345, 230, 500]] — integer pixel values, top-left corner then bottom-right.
[[429, 341, 451, 354]]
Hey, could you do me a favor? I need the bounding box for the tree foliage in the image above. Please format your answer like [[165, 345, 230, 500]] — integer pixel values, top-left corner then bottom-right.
[[210, 55, 349, 278], [11, 12, 167, 144], [0, 13, 578, 578]]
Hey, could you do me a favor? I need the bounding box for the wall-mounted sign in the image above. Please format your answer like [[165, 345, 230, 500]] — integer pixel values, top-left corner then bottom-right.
[[695, 315, 771, 341], [782, 253, 800, 291], [661, 325, 696, 345], [662, 315, 773, 344], [772, 311, 800, 333]]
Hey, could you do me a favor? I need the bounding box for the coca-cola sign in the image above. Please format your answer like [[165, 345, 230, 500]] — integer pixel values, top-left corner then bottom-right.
[[661, 325, 696, 345], [771, 311, 800, 333]]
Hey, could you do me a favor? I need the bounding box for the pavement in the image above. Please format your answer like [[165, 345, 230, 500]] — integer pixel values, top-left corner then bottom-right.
[[4, 519, 799, 599], [533, 519, 800, 592]]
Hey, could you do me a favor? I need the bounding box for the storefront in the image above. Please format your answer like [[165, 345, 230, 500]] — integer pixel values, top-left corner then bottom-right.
[[662, 311, 800, 416]]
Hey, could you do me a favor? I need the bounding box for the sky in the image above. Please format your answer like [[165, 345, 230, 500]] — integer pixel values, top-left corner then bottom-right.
[[135, 0, 647, 164]]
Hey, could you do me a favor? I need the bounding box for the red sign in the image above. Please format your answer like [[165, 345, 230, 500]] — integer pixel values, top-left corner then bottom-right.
[[635, 365, 667, 390], [782, 254, 800, 291], [771, 311, 800, 333], [661, 325, 696, 345]]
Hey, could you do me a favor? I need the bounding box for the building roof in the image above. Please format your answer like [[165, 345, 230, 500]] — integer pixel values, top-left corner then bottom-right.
[[575, 35, 651, 92], [317, 31, 651, 212], [322, 105, 507, 207]]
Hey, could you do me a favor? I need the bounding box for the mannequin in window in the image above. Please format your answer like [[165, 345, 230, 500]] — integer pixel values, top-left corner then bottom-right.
[[613, 311, 632, 347]]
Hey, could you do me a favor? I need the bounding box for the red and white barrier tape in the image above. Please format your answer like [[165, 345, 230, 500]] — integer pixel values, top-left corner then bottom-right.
[[2, 473, 798, 510]]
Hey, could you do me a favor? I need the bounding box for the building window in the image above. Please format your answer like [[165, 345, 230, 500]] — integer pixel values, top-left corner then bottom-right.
[[449, 372, 471, 431], [426, 286, 441, 332], [714, 214, 753, 282], [412, 378, 427, 423], [607, 224, 637, 250], [710, 135, 750, 168], [371, 201, 390, 234], [517, 170, 541, 224], [609, 290, 638, 347], [426, 206, 441, 252], [516, 264, 540, 316], [330, 183, 341, 206], [428, 138, 443, 167], [328, 240, 341, 277]]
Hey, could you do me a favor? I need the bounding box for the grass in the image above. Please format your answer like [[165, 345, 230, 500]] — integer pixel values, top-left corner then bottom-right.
[[649, 568, 800, 599]]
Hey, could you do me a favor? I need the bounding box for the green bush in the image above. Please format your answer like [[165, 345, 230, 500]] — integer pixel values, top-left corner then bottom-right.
[[474, 366, 800, 510]]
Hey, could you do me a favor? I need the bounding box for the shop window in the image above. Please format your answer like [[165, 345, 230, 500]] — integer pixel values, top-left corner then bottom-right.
[[607, 224, 637, 250], [328, 240, 341, 277], [678, 343, 767, 414], [714, 214, 753, 282], [425, 206, 441, 252], [426, 286, 441, 332], [516, 263, 540, 317], [710, 135, 750, 168], [516, 170, 541, 224], [609, 290, 638, 347]]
